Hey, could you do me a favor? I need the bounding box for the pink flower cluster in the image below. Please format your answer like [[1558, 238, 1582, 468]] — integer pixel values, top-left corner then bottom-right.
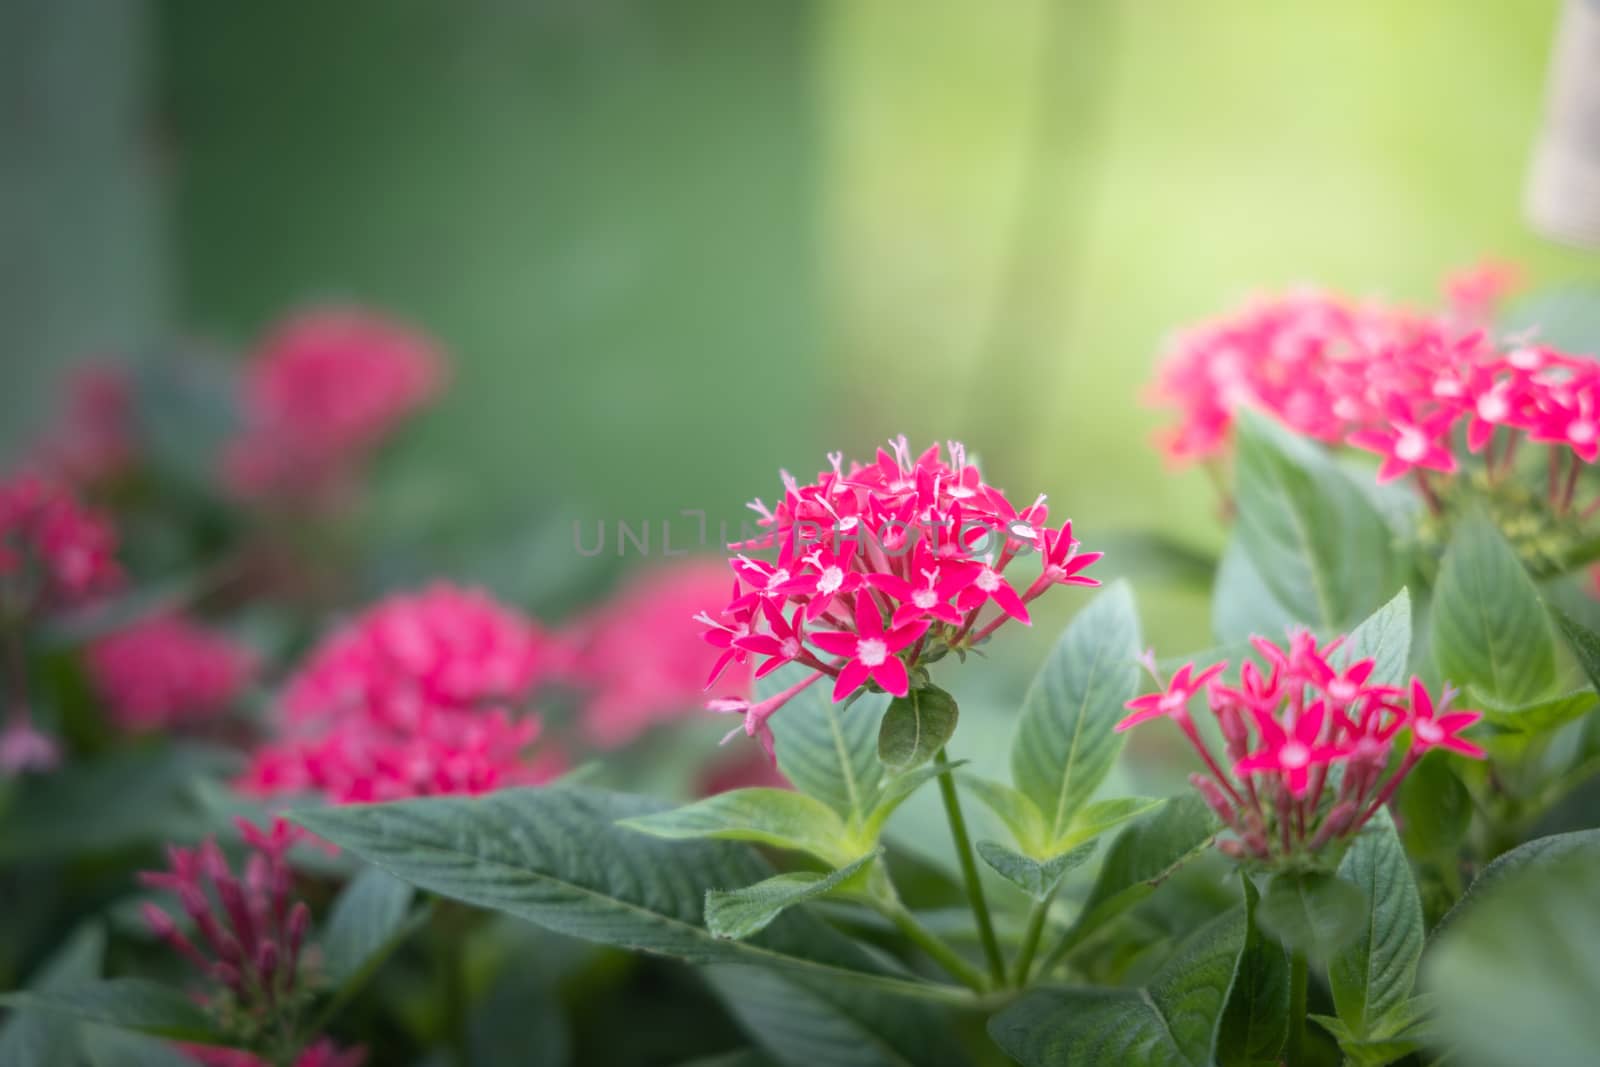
[[1146, 263, 1600, 509], [239, 584, 560, 803], [223, 310, 444, 503], [1117, 631, 1485, 865], [699, 438, 1102, 755], [141, 820, 317, 1034], [567, 560, 751, 749], [184, 1040, 365, 1067], [87, 615, 258, 733], [0, 472, 121, 615]]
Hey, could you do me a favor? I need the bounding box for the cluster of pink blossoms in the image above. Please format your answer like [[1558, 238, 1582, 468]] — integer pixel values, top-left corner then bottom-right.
[[698, 438, 1102, 755], [566, 560, 751, 749], [1117, 631, 1485, 865], [239, 584, 560, 803], [223, 310, 444, 503], [141, 819, 361, 1064], [87, 614, 258, 733], [0, 472, 121, 615], [1147, 263, 1600, 511]]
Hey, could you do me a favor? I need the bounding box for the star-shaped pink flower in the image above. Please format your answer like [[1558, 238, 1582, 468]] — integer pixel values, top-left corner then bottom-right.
[[809, 593, 929, 702]]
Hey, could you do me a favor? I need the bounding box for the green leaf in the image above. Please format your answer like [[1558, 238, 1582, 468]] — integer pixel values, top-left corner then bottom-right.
[[291, 786, 968, 1004], [862, 759, 966, 841], [620, 788, 856, 866], [1424, 833, 1600, 1066], [1216, 878, 1289, 1067], [1049, 794, 1219, 962], [321, 865, 418, 986], [1328, 813, 1424, 1035], [1395, 752, 1471, 854], [1475, 688, 1598, 736], [1256, 871, 1367, 962], [1310, 1008, 1431, 1067], [1212, 536, 1301, 645], [81, 1028, 198, 1067], [764, 665, 887, 829], [0, 744, 236, 862], [1337, 588, 1412, 688], [706, 852, 879, 940], [0, 980, 225, 1043], [1430, 514, 1556, 705], [989, 905, 1246, 1066], [1012, 582, 1144, 845], [1056, 796, 1166, 852], [1232, 409, 1400, 631], [1551, 605, 1600, 694], [877, 686, 959, 773], [0, 924, 106, 1067], [957, 776, 1048, 856], [1432, 828, 1600, 938], [976, 839, 1096, 901], [702, 964, 969, 1067]]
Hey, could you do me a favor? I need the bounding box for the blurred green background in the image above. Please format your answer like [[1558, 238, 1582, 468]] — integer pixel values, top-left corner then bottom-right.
[[4, 0, 1598, 655]]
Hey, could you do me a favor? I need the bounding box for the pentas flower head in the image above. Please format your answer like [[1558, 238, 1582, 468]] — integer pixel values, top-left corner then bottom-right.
[[87, 615, 258, 733], [223, 309, 444, 504], [182, 1039, 366, 1067], [239, 584, 561, 803], [565, 560, 750, 749], [1149, 262, 1600, 543], [0, 472, 121, 617], [698, 438, 1102, 754], [140, 819, 319, 1047], [1116, 629, 1485, 868]]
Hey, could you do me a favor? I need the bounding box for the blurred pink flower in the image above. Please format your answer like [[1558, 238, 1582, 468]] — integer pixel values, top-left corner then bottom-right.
[[565, 561, 752, 750], [0, 718, 60, 775], [0, 472, 121, 614], [183, 1041, 365, 1067], [222, 310, 445, 503], [33, 363, 136, 486], [696, 746, 791, 796], [240, 583, 560, 802], [87, 615, 258, 733]]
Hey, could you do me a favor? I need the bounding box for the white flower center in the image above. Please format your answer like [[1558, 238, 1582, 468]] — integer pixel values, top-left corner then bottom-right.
[[913, 589, 937, 609], [766, 569, 790, 592], [976, 568, 1000, 593], [1414, 718, 1443, 744], [1478, 392, 1509, 422], [780, 637, 800, 659], [817, 566, 844, 596], [1159, 690, 1186, 712], [1570, 419, 1597, 444], [1328, 679, 1357, 702], [1394, 430, 1428, 463], [1433, 379, 1463, 398], [1509, 347, 1541, 371], [1279, 741, 1311, 769], [857, 638, 888, 667]]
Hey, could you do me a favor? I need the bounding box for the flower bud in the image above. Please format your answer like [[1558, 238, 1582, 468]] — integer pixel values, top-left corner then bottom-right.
[[1189, 773, 1237, 827]]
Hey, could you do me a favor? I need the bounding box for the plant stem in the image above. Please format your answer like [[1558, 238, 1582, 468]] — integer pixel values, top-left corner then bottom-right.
[[1287, 948, 1309, 1066], [1010, 893, 1053, 987], [934, 747, 1006, 985], [879, 901, 989, 993]]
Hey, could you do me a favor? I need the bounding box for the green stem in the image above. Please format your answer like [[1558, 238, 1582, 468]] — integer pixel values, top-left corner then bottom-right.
[[934, 747, 1005, 985], [1287, 948, 1309, 1066], [879, 901, 989, 993], [1010, 893, 1054, 987]]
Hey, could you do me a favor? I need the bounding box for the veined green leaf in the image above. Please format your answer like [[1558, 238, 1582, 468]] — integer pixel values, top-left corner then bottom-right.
[[1337, 588, 1412, 688], [292, 786, 970, 1004], [1055, 796, 1166, 852], [764, 666, 887, 830], [958, 776, 1048, 856], [0, 924, 106, 1067], [877, 686, 958, 773], [862, 759, 965, 841], [1257, 871, 1367, 962], [1551, 605, 1600, 694], [321, 866, 419, 987], [1474, 688, 1598, 736], [977, 839, 1097, 901], [1216, 879, 1289, 1067], [1212, 535, 1302, 645], [1012, 582, 1143, 845], [990, 905, 1246, 1066], [1233, 410, 1400, 632], [706, 852, 878, 940], [1430, 514, 1555, 706], [1328, 813, 1423, 1035], [620, 788, 855, 866]]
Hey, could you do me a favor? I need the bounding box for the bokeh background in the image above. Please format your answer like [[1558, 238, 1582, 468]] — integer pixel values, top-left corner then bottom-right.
[[4, 0, 1597, 661]]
